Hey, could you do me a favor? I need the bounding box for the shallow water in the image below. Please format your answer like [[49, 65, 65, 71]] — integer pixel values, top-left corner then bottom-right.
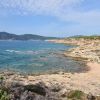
[[0, 40, 86, 74]]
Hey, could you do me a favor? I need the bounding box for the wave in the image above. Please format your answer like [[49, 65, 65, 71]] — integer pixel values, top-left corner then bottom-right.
[[5, 50, 20, 53], [5, 49, 53, 55], [5, 50, 37, 55]]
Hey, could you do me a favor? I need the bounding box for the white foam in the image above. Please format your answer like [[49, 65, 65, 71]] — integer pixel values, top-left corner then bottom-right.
[[5, 50, 21, 53], [5, 50, 36, 54]]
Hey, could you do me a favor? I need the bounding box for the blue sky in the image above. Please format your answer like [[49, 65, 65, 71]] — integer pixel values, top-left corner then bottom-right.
[[0, 0, 100, 37]]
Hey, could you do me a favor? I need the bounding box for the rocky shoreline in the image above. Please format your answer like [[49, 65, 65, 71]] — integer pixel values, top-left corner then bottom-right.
[[47, 38, 100, 63], [0, 37, 100, 100], [0, 67, 100, 100]]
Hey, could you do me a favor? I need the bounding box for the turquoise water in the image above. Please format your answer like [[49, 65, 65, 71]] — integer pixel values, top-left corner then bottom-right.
[[0, 40, 86, 74]]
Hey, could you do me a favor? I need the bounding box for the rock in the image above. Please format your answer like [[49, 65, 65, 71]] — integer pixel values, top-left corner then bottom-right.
[[50, 83, 62, 92], [24, 82, 47, 96], [87, 93, 96, 100], [58, 71, 65, 75], [59, 88, 69, 97], [28, 76, 34, 81], [95, 96, 100, 100]]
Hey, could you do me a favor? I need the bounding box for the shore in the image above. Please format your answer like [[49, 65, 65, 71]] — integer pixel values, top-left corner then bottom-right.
[[1, 62, 100, 96], [27, 62, 100, 96], [45, 38, 100, 95], [0, 38, 100, 99], [47, 38, 100, 63]]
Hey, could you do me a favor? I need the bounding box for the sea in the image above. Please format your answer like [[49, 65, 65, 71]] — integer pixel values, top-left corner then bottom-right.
[[0, 40, 86, 74]]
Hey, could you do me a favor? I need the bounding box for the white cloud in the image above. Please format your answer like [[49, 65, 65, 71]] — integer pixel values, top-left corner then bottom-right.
[[0, 0, 100, 31], [0, 0, 83, 15]]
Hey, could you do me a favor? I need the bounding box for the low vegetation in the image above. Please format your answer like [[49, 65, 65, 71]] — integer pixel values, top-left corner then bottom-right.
[[0, 89, 9, 100], [67, 90, 86, 100], [69, 35, 100, 40], [0, 75, 100, 100]]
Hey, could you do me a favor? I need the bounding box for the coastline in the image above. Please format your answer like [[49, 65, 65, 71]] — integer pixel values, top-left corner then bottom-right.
[[1, 62, 100, 96], [47, 39, 100, 63], [44, 38, 100, 95], [0, 38, 100, 99]]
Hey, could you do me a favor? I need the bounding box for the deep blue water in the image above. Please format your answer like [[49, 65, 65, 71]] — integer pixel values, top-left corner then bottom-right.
[[0, 40, 86, 74]]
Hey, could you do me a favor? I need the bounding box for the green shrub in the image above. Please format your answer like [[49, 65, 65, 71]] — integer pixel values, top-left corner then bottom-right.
[[0, 89, 9, 100], [67, 90, 85, 99]]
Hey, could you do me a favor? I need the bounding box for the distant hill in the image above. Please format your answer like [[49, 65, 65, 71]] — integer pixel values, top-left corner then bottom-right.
[[67, 35, 100, 40], [0, 32, 57, 40]]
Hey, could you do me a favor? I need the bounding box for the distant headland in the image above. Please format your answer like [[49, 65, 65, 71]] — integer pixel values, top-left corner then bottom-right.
[[0, 32, 57, 40]]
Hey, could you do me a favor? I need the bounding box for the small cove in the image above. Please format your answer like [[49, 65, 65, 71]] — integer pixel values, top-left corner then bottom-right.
[[0, 40, 87, 74]]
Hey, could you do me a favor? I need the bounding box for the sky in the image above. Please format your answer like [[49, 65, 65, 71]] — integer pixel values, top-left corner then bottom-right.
[[0, 0, 100, 37]]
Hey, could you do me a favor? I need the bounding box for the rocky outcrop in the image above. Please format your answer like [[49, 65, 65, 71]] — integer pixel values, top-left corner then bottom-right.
[[64, 39, 100, 63], [1, 68, 100, 99], [1, 79, 100, 100], [48, 38, 100, 63]]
